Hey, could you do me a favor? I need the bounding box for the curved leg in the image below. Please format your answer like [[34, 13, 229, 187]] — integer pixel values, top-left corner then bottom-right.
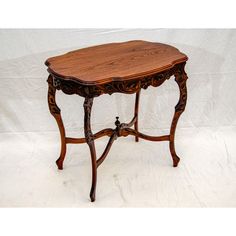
[[47, 75, 66, 170], [169, 64, 188, 167], [134, 90, 141, 142], [84, 97, 97, 202]]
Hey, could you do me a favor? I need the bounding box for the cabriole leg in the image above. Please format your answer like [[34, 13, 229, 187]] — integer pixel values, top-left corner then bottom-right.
[[47, 75, 66, 170], [84, 97, 97, 202], [169, 64, 188, 167], [134, 90, 141, 142]]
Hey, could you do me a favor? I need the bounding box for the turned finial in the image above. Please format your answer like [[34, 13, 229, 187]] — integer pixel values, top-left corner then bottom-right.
[[115, 116, 120, 126]]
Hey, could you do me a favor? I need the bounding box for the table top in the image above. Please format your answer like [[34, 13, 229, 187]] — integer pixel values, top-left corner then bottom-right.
[[45, 40, 187, 85]]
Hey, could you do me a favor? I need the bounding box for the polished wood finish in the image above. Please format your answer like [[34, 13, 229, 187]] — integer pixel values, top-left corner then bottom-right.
[[45, 40, 187, 85], [46, 40, 188, 202]]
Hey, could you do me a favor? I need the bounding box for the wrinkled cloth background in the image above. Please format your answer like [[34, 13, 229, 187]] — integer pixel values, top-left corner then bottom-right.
[[0, 29, 236, 207]]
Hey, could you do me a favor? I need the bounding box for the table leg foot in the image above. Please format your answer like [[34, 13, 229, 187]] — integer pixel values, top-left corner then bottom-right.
[[169, 64, 188, 167], [90, 187, 96, 202], [56, 158, 64, 170], [173, 156, 180, 167], [170, 150, 180, 167]]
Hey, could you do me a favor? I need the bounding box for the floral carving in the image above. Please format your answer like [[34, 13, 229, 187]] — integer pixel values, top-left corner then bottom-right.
[[83, 97, 94, 144], [174, 64, 188, 112]]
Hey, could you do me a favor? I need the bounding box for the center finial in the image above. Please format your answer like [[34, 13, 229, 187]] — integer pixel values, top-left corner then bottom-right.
[[115, 116, 120, 126]]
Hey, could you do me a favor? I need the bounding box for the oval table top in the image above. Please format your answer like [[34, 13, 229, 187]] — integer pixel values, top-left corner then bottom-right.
[[45, 40, 188, 85]]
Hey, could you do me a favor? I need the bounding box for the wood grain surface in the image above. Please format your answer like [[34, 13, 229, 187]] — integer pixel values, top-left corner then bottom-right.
[[45, 40, 188, 85]]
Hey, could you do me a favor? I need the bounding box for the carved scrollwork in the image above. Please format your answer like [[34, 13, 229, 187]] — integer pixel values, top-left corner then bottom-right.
[[83, 97, 94, 144], [49, 64, 184, 98], [173, 63, 188, 112], [47, 75, 61, 114], [53, 76, 84, 95]]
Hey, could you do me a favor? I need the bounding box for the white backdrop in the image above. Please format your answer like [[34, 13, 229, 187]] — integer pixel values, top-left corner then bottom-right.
[[0, 29, 236, 207]]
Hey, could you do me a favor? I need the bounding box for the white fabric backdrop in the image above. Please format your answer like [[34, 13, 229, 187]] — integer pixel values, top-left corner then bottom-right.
[[0, 29, 236, 207]]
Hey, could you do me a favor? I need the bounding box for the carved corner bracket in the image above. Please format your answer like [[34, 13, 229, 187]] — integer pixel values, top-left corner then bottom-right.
[[47, 75, 61, 115], [173, 63, 188, 112]]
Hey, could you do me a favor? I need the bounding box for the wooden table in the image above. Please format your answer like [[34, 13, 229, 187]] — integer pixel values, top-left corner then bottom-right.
[[45, 40, 188, 202]]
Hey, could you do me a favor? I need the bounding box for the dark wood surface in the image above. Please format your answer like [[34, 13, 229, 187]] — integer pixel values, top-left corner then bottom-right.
[[45, 40, 187, 85]]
